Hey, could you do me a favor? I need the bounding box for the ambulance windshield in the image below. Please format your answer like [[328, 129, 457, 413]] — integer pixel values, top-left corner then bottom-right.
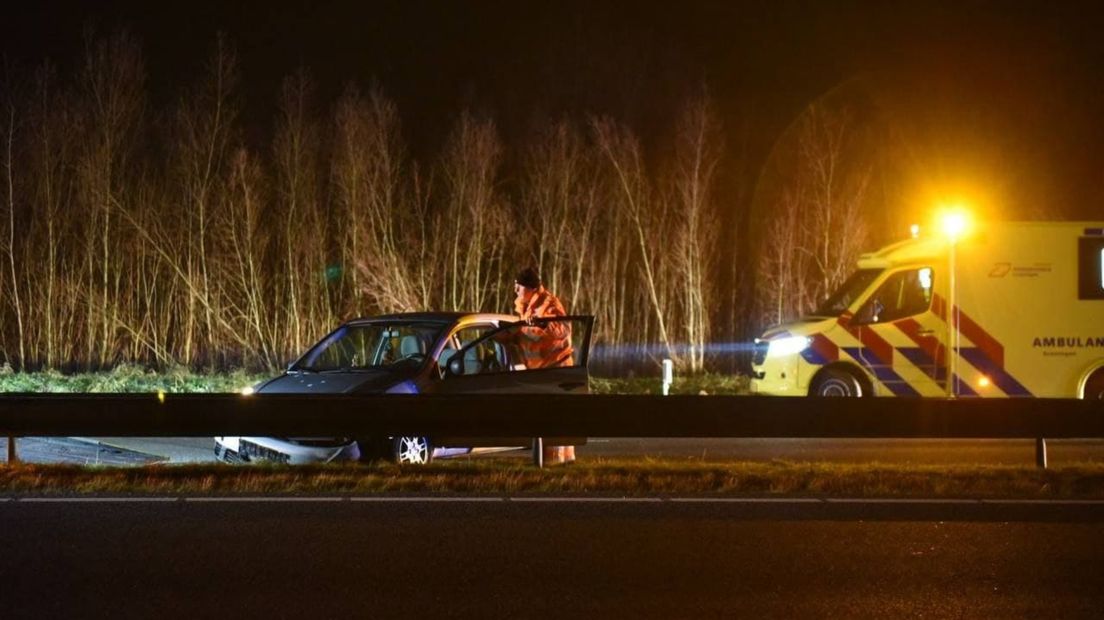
[[814, 269, 883, 317]]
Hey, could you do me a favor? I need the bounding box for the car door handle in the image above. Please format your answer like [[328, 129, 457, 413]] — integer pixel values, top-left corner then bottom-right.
[[558, 381, 587, 390]]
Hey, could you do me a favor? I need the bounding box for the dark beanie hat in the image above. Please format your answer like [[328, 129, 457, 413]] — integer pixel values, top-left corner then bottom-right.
[[515, 267, 541, 289]]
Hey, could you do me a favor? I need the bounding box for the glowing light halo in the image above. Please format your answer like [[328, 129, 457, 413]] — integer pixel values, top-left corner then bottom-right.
[[939, 207, 970, 241]]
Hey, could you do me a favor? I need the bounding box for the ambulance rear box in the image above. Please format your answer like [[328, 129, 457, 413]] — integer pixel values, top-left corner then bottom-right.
[[750, 221, 1104, 398]]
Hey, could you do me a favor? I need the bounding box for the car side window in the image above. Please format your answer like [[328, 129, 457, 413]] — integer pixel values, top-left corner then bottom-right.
[[856, 267, 934, 324], [437, 325, 496, 376], [461, 338, 509, 375]]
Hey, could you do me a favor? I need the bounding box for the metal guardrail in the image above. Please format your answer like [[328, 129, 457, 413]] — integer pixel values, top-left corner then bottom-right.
[[1, 394, 1101, 466]]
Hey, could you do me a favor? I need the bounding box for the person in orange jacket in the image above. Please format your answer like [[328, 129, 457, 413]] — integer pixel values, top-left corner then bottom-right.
[[513, 266, 576, 463], [513, 267, 574, 369]]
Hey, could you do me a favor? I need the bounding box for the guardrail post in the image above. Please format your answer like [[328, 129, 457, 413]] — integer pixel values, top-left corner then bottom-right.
[[1035, 437, 1048, 469], [6, 435, 15, 464], [532, 437, 544, 468]]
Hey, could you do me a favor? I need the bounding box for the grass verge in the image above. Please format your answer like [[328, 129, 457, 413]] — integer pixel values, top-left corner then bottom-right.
[[0, 368, 747, 395], [590, 373, 749, 395], [0, 365, 268, 393], [2, 459, 1103, 498]]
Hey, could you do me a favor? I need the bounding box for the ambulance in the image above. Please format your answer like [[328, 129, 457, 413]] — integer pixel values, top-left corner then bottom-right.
[[750, 220, 1104, 399]]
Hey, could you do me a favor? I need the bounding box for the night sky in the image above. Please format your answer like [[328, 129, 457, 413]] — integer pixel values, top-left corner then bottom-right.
[[4, 0, 1104, 219]]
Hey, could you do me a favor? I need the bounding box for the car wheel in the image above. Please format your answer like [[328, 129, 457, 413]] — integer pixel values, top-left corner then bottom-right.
[[1084, 370, 1104, 400], [810, 367, 864, 397], [392, 436, 433, 464]]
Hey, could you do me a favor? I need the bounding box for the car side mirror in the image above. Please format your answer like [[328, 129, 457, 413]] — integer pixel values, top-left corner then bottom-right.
[[447, 356, 465, 377]]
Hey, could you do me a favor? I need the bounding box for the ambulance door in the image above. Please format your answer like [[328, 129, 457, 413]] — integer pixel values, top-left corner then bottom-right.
[[851, 266, 945, 396]]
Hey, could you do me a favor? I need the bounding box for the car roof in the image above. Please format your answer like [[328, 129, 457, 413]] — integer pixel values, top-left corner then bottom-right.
[[345, 311, 518, 326]]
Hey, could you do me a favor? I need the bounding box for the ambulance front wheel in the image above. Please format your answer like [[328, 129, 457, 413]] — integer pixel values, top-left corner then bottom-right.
[[810, 367, 865, 397], [1084, 370, 1104, 400]]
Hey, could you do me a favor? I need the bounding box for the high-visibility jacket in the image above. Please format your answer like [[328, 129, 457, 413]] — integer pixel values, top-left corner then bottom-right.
[[515, 287, 574, 369]]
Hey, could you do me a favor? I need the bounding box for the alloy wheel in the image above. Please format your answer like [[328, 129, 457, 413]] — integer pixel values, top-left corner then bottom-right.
[[394, 436, 431, 464]]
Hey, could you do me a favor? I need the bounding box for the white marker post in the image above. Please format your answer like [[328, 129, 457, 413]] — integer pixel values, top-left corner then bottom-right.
[[662, 359, 674, 396]]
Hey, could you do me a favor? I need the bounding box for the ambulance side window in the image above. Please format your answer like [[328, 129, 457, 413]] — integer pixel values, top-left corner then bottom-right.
[[856, 267, 933, 324], [1078, 236, 1104, 300]]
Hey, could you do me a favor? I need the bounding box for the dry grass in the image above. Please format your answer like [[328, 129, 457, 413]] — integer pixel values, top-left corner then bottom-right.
[[3, 459, 1104, 498]]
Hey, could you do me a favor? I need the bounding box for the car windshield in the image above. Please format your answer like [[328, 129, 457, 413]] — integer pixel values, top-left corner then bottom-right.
[[813, 268, 883, 317], [295, 322, 446, 372]]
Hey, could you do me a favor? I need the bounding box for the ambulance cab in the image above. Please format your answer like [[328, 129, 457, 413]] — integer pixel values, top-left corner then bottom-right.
[[750, 221, 1104, 399]]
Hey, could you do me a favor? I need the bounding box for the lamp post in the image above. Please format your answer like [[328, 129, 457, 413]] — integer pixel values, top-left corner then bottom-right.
[[941, 211, 968, 398], [948, 236, 958, 397]]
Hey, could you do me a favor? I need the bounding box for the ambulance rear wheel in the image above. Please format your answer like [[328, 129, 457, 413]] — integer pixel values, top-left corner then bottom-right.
[[810, 368, 864, 397], [1084, 370, 1104, 400]]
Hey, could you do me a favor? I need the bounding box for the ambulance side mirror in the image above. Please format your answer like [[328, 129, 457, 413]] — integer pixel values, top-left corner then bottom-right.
[[853, 299, 880, 325]]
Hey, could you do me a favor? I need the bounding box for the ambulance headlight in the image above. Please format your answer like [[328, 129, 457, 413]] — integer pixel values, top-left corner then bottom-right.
[[767, 336, 812, 358]]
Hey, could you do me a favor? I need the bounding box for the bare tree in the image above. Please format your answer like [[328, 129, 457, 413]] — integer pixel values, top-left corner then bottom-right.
[[223, 148, 279, 367], [0, 33, 785, 376], [797, 105, 870, 305], [273, 68, 326, 353], [170, 34, 239, 367], [592, 116, 675, 362], [758, 187, 805, 325], [73, 29, 146, 368], [2, 83, 25, 368], [27, 63, 78, 369], [437, 111, 510, 312], [756, 103, 871, 326], [519, 119, 600, 312], [667, 94, 722, 371], [333, 84, 421, 314]]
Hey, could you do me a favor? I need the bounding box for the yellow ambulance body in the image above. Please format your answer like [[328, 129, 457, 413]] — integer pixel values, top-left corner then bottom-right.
[[750, 221, 1104, 398]]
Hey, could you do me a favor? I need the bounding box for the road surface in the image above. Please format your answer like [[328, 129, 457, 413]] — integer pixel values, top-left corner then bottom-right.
[[0, 497, 1101, 618]]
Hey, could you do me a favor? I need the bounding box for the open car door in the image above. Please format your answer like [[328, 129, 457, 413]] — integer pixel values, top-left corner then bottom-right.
[[433, 315, 593, 448], [437, 315, 593, 394]]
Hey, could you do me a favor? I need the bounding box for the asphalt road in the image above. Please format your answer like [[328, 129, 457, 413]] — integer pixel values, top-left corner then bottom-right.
[[4, 436, 1103, 466], [1, 498, 1101, 618]]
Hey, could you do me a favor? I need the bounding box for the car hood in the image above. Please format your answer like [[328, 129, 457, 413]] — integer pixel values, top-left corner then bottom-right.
[[257, 367, 419, 394]]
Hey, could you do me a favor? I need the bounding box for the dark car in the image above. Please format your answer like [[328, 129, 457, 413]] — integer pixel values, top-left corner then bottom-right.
[[215, 312, 593, 464]]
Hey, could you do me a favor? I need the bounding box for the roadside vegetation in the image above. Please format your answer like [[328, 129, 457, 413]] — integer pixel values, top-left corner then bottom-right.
[[590, 373, 749, 395], [0, 28, 890, 377], [0, 365, 267, 393], [0, 367, 747, 395], [2, 459, 1103, 498]]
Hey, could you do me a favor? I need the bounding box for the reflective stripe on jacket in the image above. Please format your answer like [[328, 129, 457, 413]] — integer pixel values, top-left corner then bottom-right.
[[516, 287, 574, 369]]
